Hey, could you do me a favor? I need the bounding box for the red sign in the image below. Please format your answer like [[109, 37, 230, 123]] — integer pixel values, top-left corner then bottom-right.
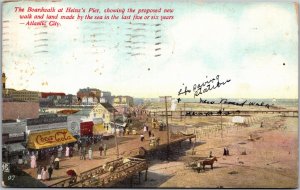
[[80, 121, 94, 136]]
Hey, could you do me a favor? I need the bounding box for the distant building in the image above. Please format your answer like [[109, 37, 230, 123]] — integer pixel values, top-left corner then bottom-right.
[[77, 87, 101, 105], [133, 98, 145, 105], [100, 91, 112, 104], [40, 92, 65, 106], [2, 74, 39, 102], [41, 92, 66, 99], [59, 94, 79, 105], [114, 105, 130, 115], [39, 98, 54, 107], [40, 94, 78, 107], [4, 89, 40, 102], [113, 96, 134, 107], [2, 102, 39, 120]]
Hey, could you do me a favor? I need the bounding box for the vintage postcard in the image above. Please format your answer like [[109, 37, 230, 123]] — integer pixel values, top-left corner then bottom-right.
[[1, 0, 299, 188]]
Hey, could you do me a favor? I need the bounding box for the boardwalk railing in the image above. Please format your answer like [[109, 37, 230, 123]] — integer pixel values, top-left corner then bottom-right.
[[79, 157, 123, 182], [49, 157, 148, 188]]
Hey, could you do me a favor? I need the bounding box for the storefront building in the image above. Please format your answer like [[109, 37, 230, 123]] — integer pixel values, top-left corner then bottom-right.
[[91, 103, 117, 129], [2, 121, 27, 164], [26, 114, 75, 160]]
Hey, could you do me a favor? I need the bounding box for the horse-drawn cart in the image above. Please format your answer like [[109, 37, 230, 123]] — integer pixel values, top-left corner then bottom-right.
[[185, 156, 218, 173]]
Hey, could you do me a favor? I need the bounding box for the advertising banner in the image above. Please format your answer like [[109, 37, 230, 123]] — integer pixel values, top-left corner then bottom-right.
[[27, 128, 76, 149]]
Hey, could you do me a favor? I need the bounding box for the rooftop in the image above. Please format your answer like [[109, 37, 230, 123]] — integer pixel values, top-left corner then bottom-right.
[[99, 103, 117, 113], [78, 87, 100, 92], [41, 92, 66, 98]]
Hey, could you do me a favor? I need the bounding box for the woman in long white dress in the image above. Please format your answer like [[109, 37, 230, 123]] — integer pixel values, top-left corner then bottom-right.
[[41, 167, 49, 181], [88, 147, 93, 160], [30, 153, 37, 168], [65, 146, 70, 158], [37, 166, 42, 180]]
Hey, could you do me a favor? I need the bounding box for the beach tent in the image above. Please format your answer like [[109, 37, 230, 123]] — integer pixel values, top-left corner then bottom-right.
[[232, 116, 245, 124], [170, 99, 177, 111]]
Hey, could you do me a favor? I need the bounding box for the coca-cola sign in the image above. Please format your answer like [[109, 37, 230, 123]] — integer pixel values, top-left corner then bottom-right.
[[36, 131, 72, 145], [28, 129, 76, 149]]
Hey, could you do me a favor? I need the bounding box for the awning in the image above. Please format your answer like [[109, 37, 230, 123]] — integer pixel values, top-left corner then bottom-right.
[[27, 128, 76, 150], [5, 143, 26, 152]]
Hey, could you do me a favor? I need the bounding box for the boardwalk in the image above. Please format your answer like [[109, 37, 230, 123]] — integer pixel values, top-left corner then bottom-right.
[[21, 127, 195, 187]]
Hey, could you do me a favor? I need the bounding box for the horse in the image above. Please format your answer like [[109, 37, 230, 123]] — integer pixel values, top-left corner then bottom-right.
[[201, 157, 218, 170]]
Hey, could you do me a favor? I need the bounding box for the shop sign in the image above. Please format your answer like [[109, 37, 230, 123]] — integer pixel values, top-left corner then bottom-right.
[[28, 129, 76, 149], [27, 116, 67, 126], [8, 133, 24, 138]]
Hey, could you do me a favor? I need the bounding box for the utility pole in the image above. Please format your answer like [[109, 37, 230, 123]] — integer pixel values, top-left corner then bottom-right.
[[191, 128, 196, 154], [180, 108, 182, 121], [184, 102, 186, 121], [221, 100, 223, 139], [113, 110, 119, 158], [164, 96, 170, 160]]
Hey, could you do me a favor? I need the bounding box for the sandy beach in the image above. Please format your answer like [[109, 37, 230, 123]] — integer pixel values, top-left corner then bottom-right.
[[137, 113, 298, 188]]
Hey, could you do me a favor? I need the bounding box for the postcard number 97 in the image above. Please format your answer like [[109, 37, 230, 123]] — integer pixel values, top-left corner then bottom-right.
[[7, 175, 15, 181]]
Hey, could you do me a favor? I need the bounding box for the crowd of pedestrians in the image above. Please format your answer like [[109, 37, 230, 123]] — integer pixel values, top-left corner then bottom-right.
[[28, 140, 109, 182]]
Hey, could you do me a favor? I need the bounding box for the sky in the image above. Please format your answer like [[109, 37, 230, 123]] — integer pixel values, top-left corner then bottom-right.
[[2, 0, 298, 99]]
